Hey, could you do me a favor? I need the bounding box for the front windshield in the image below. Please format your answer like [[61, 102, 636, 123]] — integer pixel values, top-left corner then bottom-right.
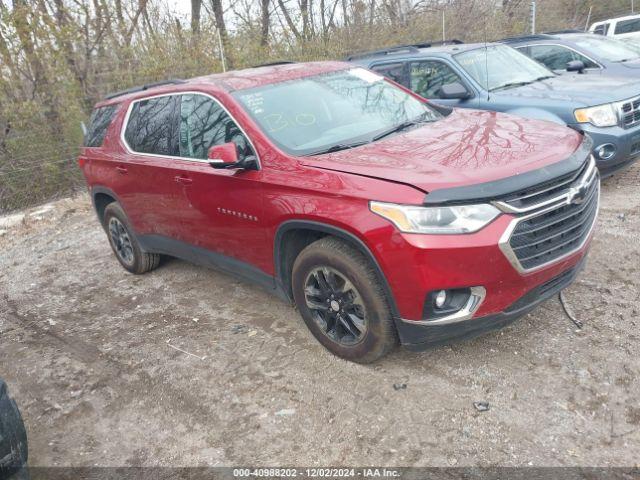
[[454, 44, 554, 91], [571, 34, 640, 62], [232, 68, 441, 156]]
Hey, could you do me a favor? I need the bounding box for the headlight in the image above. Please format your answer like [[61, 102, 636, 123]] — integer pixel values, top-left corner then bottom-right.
[[574, 104, 618, 127], [370, 201, 500, 234]]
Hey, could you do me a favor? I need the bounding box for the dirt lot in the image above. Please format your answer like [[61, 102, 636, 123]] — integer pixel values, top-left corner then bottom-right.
[[1, 164, 640, 468]]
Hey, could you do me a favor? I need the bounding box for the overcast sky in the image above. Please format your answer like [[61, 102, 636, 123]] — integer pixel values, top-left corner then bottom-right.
[[166, 0, 192, 20]]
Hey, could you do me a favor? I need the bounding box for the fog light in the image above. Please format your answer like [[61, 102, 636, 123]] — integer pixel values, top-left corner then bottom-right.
[[422, 287, 487, 324], [434, 290, 447, 308], [595, 143, 616, 160]]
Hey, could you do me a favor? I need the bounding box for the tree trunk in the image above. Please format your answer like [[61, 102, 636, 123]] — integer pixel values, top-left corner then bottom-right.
[[124, 0, 149, 47], [211, 0, 234, 68], [260, 0, 270, 46], [12, 0, 63, 136], [277, 0, 302, 40], [300, 0, 310, 39], [191, 0, 202, 34]]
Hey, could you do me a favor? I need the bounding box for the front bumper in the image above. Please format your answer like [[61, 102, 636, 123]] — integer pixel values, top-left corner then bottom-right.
[[395, 256, 587, 350], [372, 162, 597, 348], [572, 122, 640, 177]]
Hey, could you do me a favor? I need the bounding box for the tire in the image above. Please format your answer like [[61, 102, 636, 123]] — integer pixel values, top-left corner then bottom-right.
[[103, 202, 160, 274], [0, 379, 28, 478], [291, 237, 398, 363]]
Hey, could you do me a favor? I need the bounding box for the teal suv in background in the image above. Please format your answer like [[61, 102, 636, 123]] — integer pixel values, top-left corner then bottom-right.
[[349, 40, 640, 177]]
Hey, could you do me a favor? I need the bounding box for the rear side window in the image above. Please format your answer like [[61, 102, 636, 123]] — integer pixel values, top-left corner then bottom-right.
[[124, 95, 178, 156], [593, 23, 609, 35], [615, 18, 640, 35], [84, 105, 117, 147]]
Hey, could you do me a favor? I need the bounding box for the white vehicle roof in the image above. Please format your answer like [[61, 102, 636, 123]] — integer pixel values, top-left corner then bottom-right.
[[591, 13, 640, 27]]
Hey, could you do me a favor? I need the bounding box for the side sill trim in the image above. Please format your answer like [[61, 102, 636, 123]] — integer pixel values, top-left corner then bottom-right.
[[138, 234, 289, 301]]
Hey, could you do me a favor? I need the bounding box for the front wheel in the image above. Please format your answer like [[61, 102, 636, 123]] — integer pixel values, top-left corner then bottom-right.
[[291, 237, 397, 363]]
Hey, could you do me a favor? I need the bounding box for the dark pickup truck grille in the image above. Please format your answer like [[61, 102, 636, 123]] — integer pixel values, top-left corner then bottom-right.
[[620, 97, 640, 129], [498, 158, 599, 272]]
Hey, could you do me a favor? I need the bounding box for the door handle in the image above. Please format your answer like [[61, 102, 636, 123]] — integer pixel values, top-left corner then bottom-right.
[[115, 166, 128, 174], [174, 175, 193, 186]]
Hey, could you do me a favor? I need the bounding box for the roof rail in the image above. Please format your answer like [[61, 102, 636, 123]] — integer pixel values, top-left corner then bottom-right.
[[346, 39, 464, 61], [252, 60, 296, 68], [499, 33, 554, 43], [105, 79, 186, 100], [543, 29, 586, 35], [427, 39, 464, 47]]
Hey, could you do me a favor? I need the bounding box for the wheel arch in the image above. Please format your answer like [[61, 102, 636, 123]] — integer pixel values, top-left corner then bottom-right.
[[90, 186, 122, 226], [273, 220, 400, 318]]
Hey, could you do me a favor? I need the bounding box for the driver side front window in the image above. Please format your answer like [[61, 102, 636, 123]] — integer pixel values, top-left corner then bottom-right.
[[527, 45, 599, 70], [178, 94, 254, 161], [409, 61, 464, 99]]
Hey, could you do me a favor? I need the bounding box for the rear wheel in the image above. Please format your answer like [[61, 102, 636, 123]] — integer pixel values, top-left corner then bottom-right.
[[103, 202, 160, 274], [291, 237, 397, 363]]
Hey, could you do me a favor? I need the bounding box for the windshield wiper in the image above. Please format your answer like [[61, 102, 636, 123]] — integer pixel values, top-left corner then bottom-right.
[[617, 57, 640, 63], [371, 115, 431, 142], [308, 141, 368, 156], [489, 81, 533, 92]]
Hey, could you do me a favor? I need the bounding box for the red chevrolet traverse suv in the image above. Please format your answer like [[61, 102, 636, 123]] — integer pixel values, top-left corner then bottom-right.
[[79, 61, 599, 362]]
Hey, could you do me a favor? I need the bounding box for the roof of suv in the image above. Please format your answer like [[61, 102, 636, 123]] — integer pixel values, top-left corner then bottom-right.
[[499, 31, 591, 45], [97, 61, 349, 107], [348, 41, 502, 65]]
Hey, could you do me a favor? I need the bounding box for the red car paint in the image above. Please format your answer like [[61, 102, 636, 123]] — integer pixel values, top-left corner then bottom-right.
[[80, 61, 596, 347]]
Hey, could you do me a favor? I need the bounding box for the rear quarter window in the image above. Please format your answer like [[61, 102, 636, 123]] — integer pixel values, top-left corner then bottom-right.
[[615, 18, 640, 34], [84, 105, 117, 147]]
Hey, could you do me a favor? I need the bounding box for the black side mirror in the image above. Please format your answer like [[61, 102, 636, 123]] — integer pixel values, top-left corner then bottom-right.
[[566, 60, 585, 73], [438, 82, 471, 100]]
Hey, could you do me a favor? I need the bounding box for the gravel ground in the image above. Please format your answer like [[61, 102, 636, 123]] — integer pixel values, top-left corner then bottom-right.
[[1, 164, 640, 468]]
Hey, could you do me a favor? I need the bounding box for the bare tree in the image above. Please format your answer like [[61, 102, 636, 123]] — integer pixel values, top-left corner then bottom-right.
[[277, 0, 302, 40], [211, 0, 234, 68], [260, 0, 271, 46], [191, 0, 202, 34]]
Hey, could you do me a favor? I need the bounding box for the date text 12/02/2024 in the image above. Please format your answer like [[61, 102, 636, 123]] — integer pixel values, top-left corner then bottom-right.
[[232, 468, 401, 478]]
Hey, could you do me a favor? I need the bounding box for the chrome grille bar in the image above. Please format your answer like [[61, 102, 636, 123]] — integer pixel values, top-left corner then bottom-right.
[[498, 156, 600, 273], [618, 96, 640, 129]]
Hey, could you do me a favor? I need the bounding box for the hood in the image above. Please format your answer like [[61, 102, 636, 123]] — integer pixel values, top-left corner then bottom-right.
[[299, 109, 583, 194], [495, 74, 640, 105], [621, 58, 640, 69]]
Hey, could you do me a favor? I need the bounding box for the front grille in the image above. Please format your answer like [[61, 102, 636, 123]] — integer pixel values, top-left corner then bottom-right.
[[620, 96, 640, 129], [500, 160, 590, 212], [499, 158, 599, 272]]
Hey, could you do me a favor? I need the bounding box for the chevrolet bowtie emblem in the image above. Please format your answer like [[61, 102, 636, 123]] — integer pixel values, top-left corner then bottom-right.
[[567, 182, 589, 205]]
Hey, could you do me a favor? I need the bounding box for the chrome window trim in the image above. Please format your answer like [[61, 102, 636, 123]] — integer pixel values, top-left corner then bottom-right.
[[517, 43, 603, 70], [119, 90, 262, 169], [493, 156, 596, 214], [399, 286, 486, 326], [498, 173, 600, 274]]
